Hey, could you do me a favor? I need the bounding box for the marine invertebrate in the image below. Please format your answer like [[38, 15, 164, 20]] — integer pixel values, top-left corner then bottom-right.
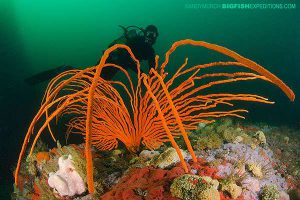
[[15, 39, 295, 194], [220, 182, 243, 199], [150, 147, 187, 169], [201, 176, 220, 189], [246, 162, 264, 179], [195, 132, 223, 150], [170, 174, 220, 200], [101, 166, 185, 199], [36, 152, 50, 165], [241, 177, 260, 193], [170, 174, 205, 199], [260, 185, 280, 200], [48, 154, 86, 197], [254, 130, 267, 145], [139, 150, 160, 160]]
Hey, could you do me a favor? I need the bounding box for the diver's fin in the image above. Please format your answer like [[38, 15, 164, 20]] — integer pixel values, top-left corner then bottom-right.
[[24, 65, 74, 85]]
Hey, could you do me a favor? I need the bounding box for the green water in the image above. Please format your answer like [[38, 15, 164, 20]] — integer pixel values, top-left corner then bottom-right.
[[0, 0, 299, 198]]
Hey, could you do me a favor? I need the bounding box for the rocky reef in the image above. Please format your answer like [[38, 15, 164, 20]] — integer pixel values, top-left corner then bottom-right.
[[13, 118, 300, 200]]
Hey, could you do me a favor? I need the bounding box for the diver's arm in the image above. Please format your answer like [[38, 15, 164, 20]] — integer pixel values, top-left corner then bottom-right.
[[148, 48, 156, 72], [127, 58, 145, 75]]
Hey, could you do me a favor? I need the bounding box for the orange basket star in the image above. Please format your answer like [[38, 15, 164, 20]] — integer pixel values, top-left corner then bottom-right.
[[15, 39, 295, 194]]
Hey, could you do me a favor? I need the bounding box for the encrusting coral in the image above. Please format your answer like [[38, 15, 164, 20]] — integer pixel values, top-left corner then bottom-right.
[[170, 174, 217, 200], [260, 185, 280, 200], [220, 181, 243, 199], [14, 39, 295, 194]]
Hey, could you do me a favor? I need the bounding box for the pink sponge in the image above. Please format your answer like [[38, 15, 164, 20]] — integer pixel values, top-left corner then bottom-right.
[[48, 154, 86, 197]]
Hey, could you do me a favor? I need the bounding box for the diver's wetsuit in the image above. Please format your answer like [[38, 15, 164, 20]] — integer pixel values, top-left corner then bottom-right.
[[100, 34, 156, 80]]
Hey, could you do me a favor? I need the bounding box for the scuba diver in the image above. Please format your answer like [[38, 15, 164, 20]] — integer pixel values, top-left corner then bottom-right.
[[24, 25, 159, 85], [100, 24, 158, 80]]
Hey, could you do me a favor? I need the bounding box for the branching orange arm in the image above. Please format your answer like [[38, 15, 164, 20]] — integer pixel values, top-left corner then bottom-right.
[[161, 39, 295, 101]]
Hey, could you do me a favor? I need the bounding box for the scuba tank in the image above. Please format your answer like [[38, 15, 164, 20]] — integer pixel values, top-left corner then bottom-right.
[[119, 25, 145, 40], [108, 25, 145, 47]]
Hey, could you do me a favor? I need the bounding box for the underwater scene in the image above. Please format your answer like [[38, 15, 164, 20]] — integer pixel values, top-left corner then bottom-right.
[[0, 0, 299, 199]]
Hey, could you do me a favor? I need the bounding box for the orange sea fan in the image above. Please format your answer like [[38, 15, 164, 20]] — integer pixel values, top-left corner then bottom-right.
[[15, 39, 295, 194]]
